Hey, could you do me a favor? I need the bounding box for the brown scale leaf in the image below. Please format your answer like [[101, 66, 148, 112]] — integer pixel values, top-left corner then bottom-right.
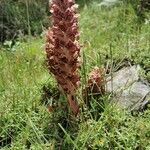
[[45, 0, 80, 115]]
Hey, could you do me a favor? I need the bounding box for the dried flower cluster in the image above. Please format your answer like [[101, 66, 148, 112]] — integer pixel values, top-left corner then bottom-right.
[[45, 0, 80, 115], [83, 67, 105, 106], [88, 67, 105, 94]]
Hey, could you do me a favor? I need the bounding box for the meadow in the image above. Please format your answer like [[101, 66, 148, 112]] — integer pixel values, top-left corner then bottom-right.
[[0, 1, 150, 149]]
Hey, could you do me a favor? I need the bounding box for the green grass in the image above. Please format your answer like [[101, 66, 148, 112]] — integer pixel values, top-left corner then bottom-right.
[[0, 38, 54, 149], [0, 1, 150, 150]]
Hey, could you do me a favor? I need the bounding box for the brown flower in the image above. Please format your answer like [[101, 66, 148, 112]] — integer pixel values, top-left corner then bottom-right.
[[45, 0, 80, 115], [83, 67, 105, 106]]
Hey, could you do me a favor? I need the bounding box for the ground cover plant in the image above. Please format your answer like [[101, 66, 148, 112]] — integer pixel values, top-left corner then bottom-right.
[[0, 0, 150, 149]]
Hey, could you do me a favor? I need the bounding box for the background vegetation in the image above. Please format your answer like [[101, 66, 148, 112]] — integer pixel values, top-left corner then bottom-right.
[[0, 0, 49, 42], [1, 0, 149, 43]]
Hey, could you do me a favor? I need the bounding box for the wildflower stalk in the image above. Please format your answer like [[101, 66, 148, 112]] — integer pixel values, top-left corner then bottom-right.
[[45, 0, 80, 115]]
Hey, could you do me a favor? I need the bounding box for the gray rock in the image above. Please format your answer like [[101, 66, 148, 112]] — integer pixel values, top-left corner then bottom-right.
[[106, 65, 150, 111], [106, 65, 141, 93], [115, 82, 150, 110]]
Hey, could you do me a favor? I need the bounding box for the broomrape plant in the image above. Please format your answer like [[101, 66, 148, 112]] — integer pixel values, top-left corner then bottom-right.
[[45, 0, 80, 115]]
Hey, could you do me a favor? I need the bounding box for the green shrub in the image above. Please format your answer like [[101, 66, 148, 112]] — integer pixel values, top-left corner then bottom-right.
[[123, 0, 150, 23], [0, 0, 49, 42]]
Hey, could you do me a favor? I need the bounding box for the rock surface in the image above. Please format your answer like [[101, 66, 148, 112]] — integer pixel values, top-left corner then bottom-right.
[[106, 65, 150, 111]]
